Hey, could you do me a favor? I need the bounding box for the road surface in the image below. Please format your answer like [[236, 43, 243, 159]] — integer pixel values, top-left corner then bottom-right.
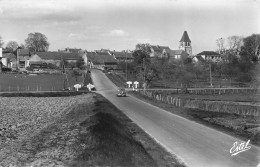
[[91, 69, 260, 167]]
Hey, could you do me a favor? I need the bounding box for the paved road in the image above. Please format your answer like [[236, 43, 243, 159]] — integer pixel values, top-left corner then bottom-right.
[[91, 69, 260, 167]]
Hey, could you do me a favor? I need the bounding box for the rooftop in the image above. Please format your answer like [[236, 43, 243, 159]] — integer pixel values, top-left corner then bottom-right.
[[87, 51, 117, 64], [35, 52, 82, 60], [197, 51, 220, 56], [180, 31, 191, 42]]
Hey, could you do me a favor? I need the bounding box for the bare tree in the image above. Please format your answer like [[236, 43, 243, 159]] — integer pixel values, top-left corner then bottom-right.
[[226, 36, 243, 53], [25, 32, 50, 52], [216, 38, 225, 54], [6, 41, 19, 51]]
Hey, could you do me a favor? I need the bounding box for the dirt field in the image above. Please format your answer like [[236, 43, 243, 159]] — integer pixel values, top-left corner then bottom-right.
[[0, 93, 184, 167]]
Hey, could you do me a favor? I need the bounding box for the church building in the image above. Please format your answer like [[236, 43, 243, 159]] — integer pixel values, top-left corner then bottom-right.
[[179, 30, 192, 56]]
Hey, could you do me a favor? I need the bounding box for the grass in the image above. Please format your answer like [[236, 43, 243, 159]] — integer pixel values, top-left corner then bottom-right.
[[105, 72, 127, 87], [0, 71, 91, 92]]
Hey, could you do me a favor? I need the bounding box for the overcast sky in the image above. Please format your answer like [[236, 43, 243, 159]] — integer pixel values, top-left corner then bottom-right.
[[0, 0, 259, 54]]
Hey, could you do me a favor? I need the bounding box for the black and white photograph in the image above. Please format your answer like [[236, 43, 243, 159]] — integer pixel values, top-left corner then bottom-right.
[[0, 0, 259, 166]]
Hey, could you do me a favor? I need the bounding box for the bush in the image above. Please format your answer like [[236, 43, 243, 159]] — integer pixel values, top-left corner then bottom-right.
[[2, 67, 12, 72], [235, 73, 252, 82], [47, 63, 59, 69], [26, 67, 33, 71]]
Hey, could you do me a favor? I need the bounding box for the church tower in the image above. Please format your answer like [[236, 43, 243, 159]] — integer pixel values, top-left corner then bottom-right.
[[179, 31, 192, 56]]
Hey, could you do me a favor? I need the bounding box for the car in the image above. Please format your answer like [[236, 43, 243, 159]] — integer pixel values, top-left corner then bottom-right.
[[117, 88, 126, 97]]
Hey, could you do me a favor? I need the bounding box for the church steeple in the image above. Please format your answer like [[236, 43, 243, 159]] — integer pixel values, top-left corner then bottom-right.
[[179, 31, 192, 56]]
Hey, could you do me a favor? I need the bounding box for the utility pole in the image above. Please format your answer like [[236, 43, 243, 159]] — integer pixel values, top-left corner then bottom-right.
[[209, 63, 213, 87], [126, 54, 128, 81], [16, 47, 22, 71], [143, 57, 146, 90]]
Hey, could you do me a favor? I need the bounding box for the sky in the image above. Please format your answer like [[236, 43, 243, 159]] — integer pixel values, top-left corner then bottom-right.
[[0, 0, 259, 54]]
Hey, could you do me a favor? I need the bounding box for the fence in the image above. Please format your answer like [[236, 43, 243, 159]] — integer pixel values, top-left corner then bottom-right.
[[151, 80, 259, 89], [141, 87, 258, 95], [138, 90, 182, 107], [136, 90, 260, 116], [0, 85, 63, 92]]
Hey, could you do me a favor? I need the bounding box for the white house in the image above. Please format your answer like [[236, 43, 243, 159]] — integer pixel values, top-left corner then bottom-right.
[[196, 51, 222, 62]]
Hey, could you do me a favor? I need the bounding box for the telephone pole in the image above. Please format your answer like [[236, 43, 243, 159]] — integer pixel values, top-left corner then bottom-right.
[[16, 46, 22, 71], [126, 55, 128, 81], [209, 63, 213, 87]]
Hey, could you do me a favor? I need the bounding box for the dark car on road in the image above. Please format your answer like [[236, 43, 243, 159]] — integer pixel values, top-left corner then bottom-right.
[[117, 88, 126, 97]]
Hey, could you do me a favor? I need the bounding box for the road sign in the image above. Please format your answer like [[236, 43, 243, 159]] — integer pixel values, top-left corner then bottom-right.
[[87, 83, 95, 91], [133, 81, 139, 88], [126, 81, 132, 88], [74, 84, 82, 91]]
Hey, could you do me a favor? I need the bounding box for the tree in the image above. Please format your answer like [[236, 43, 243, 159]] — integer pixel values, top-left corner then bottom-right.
[[226, 36, 243, 53], [6, 41, 19, 51], [20, 43, 25, 49], [132, 49, 150, 65], [25, 32, 50, 52], [135, 43, 152, 54], [240, 34, 260, 62], [0, 36, 4, 48], [76, 59, 85, 69], [133, 46, 158, 87], [216, 38, 225, 54]]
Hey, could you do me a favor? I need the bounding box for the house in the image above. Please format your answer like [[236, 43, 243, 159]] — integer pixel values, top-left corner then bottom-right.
[[150, 45, 170, 58], [196, 51, 222, 62], [111, 51, 134, 62], [18, 49, 31, 57], [87, 51, 117, 69], [0, 47, 17, 69], [147, 44, 189, 62], [29, 52, 83, 68], [1, 53, 16, 68], [167, 50, 189, 62], [18, 49, 31, 68], [63, 48, 83, 54], [0, 48, 31, 70], [28, 54, 46, 68]]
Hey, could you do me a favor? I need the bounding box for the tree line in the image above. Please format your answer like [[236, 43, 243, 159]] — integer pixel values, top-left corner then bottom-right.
[[122, 33, 260, 88], [0, 32, 49, 52]]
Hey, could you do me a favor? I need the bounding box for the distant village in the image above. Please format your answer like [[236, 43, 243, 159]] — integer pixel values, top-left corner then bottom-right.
[[0, 31, 222, 72]]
